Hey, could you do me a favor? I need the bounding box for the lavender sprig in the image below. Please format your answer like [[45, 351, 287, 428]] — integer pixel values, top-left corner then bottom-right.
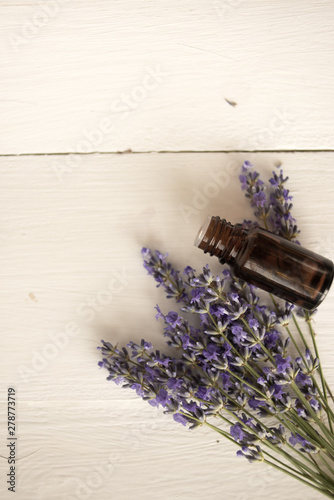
[[98, 164, 334, 498], [239, 161, 300, 241], [239, 162, 333, 434]]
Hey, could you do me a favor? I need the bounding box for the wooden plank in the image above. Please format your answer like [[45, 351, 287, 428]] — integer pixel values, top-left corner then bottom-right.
[[0, 2, 334, 153], [0, 400, 320, 499], [1, 152, 334, 396], [0, 152, 332, 499]]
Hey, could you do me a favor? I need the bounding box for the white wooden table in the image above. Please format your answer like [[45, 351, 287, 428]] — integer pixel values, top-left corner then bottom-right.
[[1, 3, 334, 499]]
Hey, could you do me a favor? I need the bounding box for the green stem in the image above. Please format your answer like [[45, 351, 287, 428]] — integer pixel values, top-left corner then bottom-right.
[[309, 455, 334, 486], [291, 381, 334, 448], [226, 368, 266, 399], [291, 313, 333, 412], [263, 458, 334, 499], [285, 323, 334, 421], [240, 317, 276, 364], [269, 299, 334, 428], [307, 319, 333, 432], [222, 358, 334, 461], [325, 382, 334, 406], [286, 410, 332, 454], [292, 313, 309, 350], [224, 408, 332, 488], [276, 412, 332, 468], [203, 409, 334, 494], [308, 455, 334, 490], [319, 453, 334, 477], [206, 417, 320, 485], [206, 310, 262, 381], [219, 386, 327, 476], [187, 364, 334, 489]]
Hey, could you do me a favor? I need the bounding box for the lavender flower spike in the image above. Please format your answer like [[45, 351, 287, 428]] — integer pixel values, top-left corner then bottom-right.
[[98, 163, 334, 498]]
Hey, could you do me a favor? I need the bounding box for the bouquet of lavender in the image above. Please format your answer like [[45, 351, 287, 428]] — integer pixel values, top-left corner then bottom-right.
[[98, 162, 334, 498]]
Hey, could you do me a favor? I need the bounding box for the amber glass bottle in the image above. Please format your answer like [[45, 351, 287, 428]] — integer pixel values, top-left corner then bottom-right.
[[195, 216, 334, 310]]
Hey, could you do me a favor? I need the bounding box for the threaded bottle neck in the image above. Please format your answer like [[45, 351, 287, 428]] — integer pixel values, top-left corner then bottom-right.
[[194, 216, 247, 264]]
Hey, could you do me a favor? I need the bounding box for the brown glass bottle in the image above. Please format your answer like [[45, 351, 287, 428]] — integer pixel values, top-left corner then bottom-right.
[[195, 216, 334, 310]]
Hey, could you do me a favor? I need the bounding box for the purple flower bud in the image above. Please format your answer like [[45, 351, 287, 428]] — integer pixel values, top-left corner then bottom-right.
[[173, 413, 189, 426]]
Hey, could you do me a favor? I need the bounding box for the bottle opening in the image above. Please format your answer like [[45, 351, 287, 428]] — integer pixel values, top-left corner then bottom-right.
[[194, 216, 212, 248]]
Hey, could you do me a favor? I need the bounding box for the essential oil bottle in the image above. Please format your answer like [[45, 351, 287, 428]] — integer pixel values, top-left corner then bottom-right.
[[195, 216, 334, 310]]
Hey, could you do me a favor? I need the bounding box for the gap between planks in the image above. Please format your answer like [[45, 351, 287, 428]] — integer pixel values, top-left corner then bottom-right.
[[1, 149, 334, 157]]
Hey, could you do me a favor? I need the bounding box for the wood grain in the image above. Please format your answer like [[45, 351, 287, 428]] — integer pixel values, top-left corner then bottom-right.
[[0, 1, 334, 153], [1, 2, 334, 498], [0, 152, 333, 499]]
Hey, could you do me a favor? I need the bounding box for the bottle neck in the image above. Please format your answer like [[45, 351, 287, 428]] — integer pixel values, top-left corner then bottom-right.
[[195, 216, 247, 265]]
